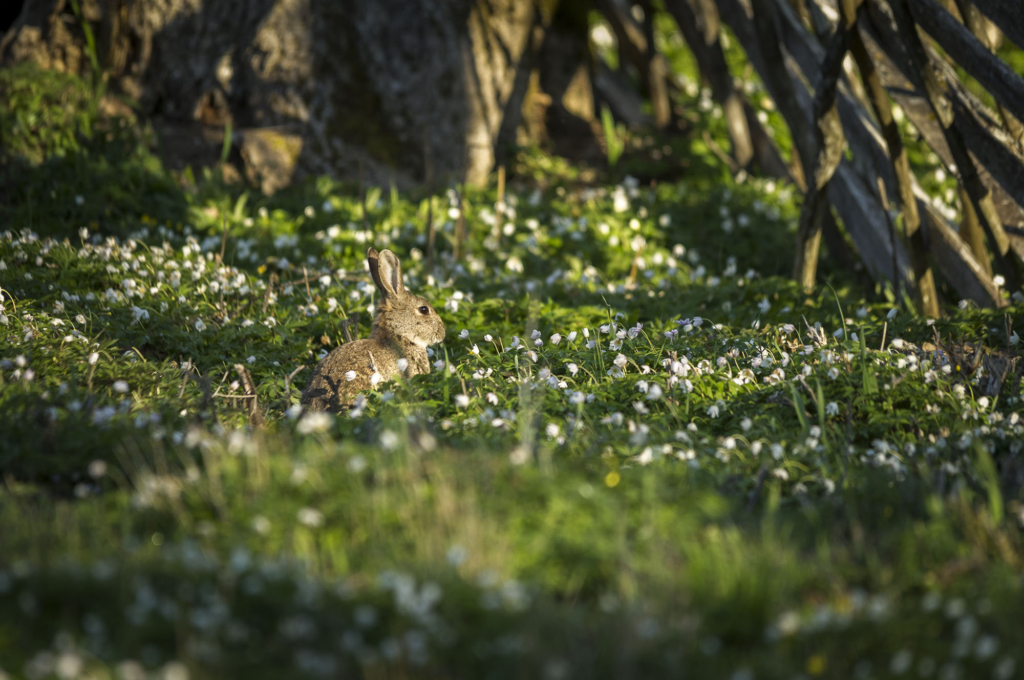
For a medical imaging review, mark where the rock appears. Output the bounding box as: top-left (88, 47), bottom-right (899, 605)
top-left (240, 127), bottom-right (303, 195)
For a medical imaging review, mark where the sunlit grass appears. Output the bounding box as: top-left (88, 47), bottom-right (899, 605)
top-left (1, 62), bottom-right (1024, 679)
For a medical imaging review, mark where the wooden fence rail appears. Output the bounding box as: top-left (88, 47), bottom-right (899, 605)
top-left (659, 0), bottom-right (1024, 311)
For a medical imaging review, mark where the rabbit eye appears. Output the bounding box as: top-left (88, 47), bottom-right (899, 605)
top-left (418, 306), bottom-right (430, 315)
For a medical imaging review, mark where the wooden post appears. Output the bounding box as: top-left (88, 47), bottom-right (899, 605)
top-left (663, 0), bottom-right (754, 167)
top-left (845, 0), bottom-right (940, 315)
top-left (887, 0), bottom-right (1020, 289)
top-left (792, 10), bottom-right (851, 289)
top-left (952, 0), bottom-right (1024, 149)
top-left (957, 184), bottom-right (993, 276)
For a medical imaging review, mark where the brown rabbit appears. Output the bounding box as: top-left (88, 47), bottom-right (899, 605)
top-left (301, 248), bottom-right (446, 412)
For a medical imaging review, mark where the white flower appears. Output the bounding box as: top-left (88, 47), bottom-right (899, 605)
top-left (509, 446), bottom-right (531, 465)
top-left (247, 355), bottom-right (256, 364)
top-left (887, 307), bottom-right (898, 320)
top-left (646, 384), bottom-right (663, 401)
top-left (397, 358), bottom-right (409, 372)
top-left (545, 423), bottom-right (560, 438)
top-left (486, 392), bottom-right (498, 405)
top-left (345, 370), bottom-right (357, 381)
top-left (370, 372), bottom-right (382, 387)
top-left (297, 412), bottom-right (333, 434)
top-left (484, 334), bottom-right (493, 342)
top-left (455, 394), bottom-right (470, 408)
top-left (380, 430), bottom-right (399, 450)
top-left (613, 354), bottom-right (628, 369)
top-left (826, 402), bottom-right (839, 416)
top-left (470, 344), bottom-right (480, 355)
top-left (194, 319), bottom-right (206, 332)
top-left (113, 380), bottom-right (129, 394)
top-left (707, 405), bottom-right (720, 418)
top-left (88, 352), bottom-right (99, 365)
top-left (566, 363), bottom-right (579, 376)
top-left (740, 418), bottom-right (752, 432)
top-left (447, 544), bottom-right (468, 566)
top-left (459, 329), bottom-right (470, 339)
top-left (550, 333), bottom-right (562, 345)
top-left (253, 516), bottom-right (271, 535)
top-left (297, 507), bottom-right (324, 528)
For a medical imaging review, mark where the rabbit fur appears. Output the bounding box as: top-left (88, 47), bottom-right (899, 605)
top-left (301, 248), bottom-right (445, 413)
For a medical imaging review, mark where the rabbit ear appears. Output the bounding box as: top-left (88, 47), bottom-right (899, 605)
top-left (366, 248), bottom-right (385, 295)
top-left (375, 250), bottom-right (404, 299)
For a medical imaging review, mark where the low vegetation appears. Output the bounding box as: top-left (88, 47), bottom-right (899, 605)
top-left (1, 58), bottom-right (1023, 680)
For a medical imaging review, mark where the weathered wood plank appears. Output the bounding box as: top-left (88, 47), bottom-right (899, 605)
top-left (845, 0), bottom-right (940, 314)
top-left (721, 0), bottom-right (1002, 305)
top-left (662, 0), bottom-right (754, 165)
top-left (954, 0), bottom-right (1024, 145)
top-left (717, 0), bottom-right (917, 292)
top-left (881, 0), bottom-right (1018, 287)
top-left (794, 19), bottom-right (851, 289)
top-left (858, 3), bottom-right (1024, 259)
top-left (918, 191), bottom-right (1004, 306)
top-left (967, 0), bottom-right (1024, 52)
top-left (745, 0), bottom-right (819, 174)
top-left (907, 0), bottom-right (1024, 130)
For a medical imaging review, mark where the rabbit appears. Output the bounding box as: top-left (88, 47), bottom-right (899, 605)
top-left (301, 248), bottom-right (446, 413)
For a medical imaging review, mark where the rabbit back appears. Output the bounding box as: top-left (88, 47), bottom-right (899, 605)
top-left (301, 339), bottom-right (392, 413)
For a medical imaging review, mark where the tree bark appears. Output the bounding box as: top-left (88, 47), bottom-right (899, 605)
top-left (1, 0), bottom-right (542, 189)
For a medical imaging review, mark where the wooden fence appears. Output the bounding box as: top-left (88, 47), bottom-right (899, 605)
top-left (607, 0), bottom-right (1024, 312)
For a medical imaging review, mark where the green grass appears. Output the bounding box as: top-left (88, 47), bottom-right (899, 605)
top-left (1, 63), bottom-right (1024, 680)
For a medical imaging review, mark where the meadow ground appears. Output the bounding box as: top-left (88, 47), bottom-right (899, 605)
top-left (2, 63), bottom-right (1024, 680)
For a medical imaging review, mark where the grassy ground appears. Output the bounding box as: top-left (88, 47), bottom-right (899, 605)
top-left (2, 56), bottom-right (1024, 680)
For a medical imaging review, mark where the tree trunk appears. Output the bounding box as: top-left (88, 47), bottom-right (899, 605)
top-left (1, 0), bottom-right (540, 189)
